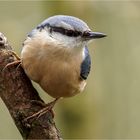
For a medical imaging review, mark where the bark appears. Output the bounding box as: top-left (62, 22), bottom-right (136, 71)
top-left (0, 32), bottom-right (62, 139)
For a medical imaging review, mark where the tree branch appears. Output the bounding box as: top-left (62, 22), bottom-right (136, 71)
top-left (0, 32), bottom-right (62, 139)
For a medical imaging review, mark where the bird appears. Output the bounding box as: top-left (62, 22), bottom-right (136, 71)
top-left (21, 15), bottom-right (106, 98)
top-left (20, 15), bottom-right (106, 118)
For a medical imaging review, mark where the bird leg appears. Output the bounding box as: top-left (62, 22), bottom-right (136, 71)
top-left (24, 98), bottom-right (59, 122)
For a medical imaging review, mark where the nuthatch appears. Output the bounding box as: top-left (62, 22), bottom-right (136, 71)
top-left (21, 15), bottom-right (106, 101)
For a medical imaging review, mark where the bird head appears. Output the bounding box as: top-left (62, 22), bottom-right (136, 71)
top-left (29, 15), bottom-right (106, 48)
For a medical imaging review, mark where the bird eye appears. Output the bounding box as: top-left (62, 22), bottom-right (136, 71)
top-left (65, 30), bottom-right (74, 36)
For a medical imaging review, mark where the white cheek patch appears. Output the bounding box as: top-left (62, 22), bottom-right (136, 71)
top-left (51, 32), bottom-right (77, 47)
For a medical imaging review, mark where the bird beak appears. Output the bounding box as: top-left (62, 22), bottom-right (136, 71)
top-left (83, 31), bottom-right (107, 40)
top-left (89, 31), bottom-right (107, 39)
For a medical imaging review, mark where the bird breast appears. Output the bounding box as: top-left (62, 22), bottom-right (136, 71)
top-left (21, 36), bottom-right (86, 98)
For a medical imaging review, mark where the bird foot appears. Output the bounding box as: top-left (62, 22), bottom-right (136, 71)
top-left (2, 60), bottom-right (21, 72)
top-left (24, 98), bottom-right (59, 122)
top-left (2, 50), bottom-right (21, 73)
top-left (8, 50), bottom-right (21, 60)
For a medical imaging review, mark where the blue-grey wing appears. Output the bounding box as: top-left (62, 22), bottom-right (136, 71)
top-left (80, 47), bottom-right (91, 80)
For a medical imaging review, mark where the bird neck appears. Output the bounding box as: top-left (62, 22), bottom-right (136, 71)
top-left (47, 43), bottom-right (85, 62)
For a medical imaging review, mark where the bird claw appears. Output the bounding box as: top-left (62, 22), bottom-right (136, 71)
top-left (7, 50), bottom-right (21, 60)
top-left (23, 98), bottom-right (59, 122)
top-left (2, 50), bottom-right (21, 73)
top-left (2, 60), bottom-right (21, 73)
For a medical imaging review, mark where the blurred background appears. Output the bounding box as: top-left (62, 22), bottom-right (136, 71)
top-left (0, 0), bottom-right (140, 139)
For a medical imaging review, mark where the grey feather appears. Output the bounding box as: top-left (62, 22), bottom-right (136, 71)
top-left (80, 46), bottom-right (91, 80)
top-left (37, 15), bottom-right (90, 32)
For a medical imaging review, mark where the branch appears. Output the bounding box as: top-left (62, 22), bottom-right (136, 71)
top-left (0, 32), bottom-right (62, 139)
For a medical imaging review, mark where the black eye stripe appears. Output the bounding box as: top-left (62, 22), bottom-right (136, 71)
top-left (37, 23), bottom-right (84, 37)
top-left (50, 26), bottom-right (82, 37)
